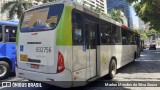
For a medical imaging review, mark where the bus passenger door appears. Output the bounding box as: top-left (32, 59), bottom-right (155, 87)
top-left (72, 11), bottom-right (97, 82)
top-left (84, 21), bottom-right (97, 80)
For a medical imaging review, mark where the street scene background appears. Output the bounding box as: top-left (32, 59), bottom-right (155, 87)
top-left (1, 47), bottom-right (160, 90)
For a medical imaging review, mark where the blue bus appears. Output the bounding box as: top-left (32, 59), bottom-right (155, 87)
top-left (0, 20), bottom-right (18, 79)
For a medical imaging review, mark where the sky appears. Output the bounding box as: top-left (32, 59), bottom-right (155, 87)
top-left (130, 3), bottom-right (140, 29)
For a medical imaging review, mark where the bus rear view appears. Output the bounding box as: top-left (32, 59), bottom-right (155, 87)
top-left (17, 1), bottom-right (139, 88)
top-left (16, 3), bottom-right (72, 87)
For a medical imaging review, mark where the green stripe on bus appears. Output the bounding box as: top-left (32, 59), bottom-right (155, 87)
top-left (56, 6), bottom-right (73, 46)
top-left (16, 25), bottom-right (20, 45)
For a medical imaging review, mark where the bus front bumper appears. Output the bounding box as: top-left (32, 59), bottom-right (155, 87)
top-left (16, 68), bottom-right (72, 88)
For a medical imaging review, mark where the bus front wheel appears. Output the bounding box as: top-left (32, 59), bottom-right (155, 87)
top-left (108, 59), bottom-right (117, 79)
top-left (0, 61), bottom-right (10, 80)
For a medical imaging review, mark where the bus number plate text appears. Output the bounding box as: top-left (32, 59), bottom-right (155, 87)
top-left (36, 47), bottom-right (52, 53)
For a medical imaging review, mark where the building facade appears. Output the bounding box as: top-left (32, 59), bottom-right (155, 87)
top-left (107, 0), bottom-right (133, 28)
top-left (76, 0), bottom-right (107, 14)
top-left (139, 18), bottom-right (150, 30)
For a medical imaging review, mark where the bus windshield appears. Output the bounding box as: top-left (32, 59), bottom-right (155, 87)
top-left (20, 4), bottom-right (64, 32)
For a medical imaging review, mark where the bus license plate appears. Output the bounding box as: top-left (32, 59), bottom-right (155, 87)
top-left (31, 64), bottom-right (39, 69)
top-left (20, 54), bottom-right (28, 62)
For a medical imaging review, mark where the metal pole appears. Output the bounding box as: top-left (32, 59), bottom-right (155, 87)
top-left (2, 25), bottom-right (6, 43)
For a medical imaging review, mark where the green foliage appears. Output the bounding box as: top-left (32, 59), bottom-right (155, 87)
top-left (1, 0), bottom-right (33, 19)
top-left (109, 9), bottom-right (123, 23)
top-left (1, 0), bottom-right (55, 19)
top-left (146, 29), bottom-right (156, 36)
top-left (136, 29), bottom-right (148, 40)
top-left (136, 29), bottom-right (159, 41)
top-left (126, 0), bottom-right (160, 31)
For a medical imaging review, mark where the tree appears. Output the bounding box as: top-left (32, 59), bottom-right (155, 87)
top-left (126, 0), bottom-right (160, 31)
top-left (136, 29), bottom-right (159, 41)
top-left (1, 0), bottom-right (56, 19)
top-left (1, 0), bottom-right (33, 19)
top-left (109, 9), bottom-right (123, 23)
top-left (136, 29), bottom-right (148, 41)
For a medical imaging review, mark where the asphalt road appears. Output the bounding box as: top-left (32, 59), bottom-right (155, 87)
top-left (1, 48), bottom-right (160, 90)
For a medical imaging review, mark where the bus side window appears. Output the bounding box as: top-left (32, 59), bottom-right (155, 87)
top-left (122, 29), bottom-right (128, 45)
top-left (122, 29), bottom-right (134, 45)
top-left (10, 29), bottom-right (16, 42)
top-left (122, 37), bottom-right (127, 44)
top-left (5, 26), bottom-right (17, 42)
top-left (112, 25), bottom-right (122, 44)
top-left (0, 25), bottom-right (2, 42)
top-left (130, 32), bottom-right (136, 45)
top-left (72, 11), bottom-right (83, 45)
top-left (100, 22), bottom-right (112, 44)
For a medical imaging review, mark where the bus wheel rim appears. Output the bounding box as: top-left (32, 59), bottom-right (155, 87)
top-left (0, 65), bottom-right (7, 77)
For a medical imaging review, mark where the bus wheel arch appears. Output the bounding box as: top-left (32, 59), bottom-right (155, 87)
top-left (108, 56), bottom-right (117, 79)
top-left (0, 58), bottom-right (11, 79)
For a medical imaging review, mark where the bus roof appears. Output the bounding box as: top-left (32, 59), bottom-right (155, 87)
top-left (25, 0), bottom-right (135, 31)
top-left (26, 0), bottom-right (123, 27)
top-left (0, 20), bottom-right (18, 27)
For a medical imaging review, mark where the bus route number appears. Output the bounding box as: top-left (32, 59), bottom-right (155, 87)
top-left (36, 47), bottom-right (52, 53)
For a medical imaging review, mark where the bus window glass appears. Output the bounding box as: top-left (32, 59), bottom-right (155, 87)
top-left (0, 25), bottom-right (2, 42)
top-left (21, 4), bottom-right (64, 32)
top-left (122, 29), bottom-right (129, 45)
top-left (130, 32), bottom-right (136, 44)
top-left (127, 32), bottom-right (131, 44)
top-left (5, 26), bottom-right (17, 42)
top-left (122, 28), bottom-right (133, 45)
top-left (72, 11), bottom-right (83, 45)
top-left (112, 25), bottom-right (122, 44)
top-left (100, 22), bottom-right (112, 44)
top-left (89, 24), bottom-right (96, 49)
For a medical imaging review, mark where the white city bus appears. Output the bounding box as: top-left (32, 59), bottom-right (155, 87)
top-left (16, 0), bottom-right (140, 88)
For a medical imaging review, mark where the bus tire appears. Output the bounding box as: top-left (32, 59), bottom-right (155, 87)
top-left (0, 61), bottom-right (10, 79)
top-left (108, 59), bottom-right (117, 79)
